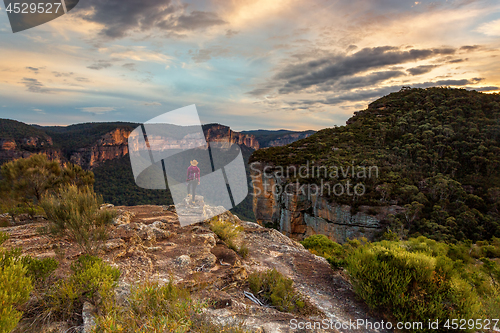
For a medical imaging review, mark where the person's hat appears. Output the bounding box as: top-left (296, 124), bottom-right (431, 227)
top-left (190, 160), bottom-right (198, 166)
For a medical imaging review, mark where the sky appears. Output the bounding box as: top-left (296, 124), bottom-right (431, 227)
top-left (1, 0), bottom-right (500, 131)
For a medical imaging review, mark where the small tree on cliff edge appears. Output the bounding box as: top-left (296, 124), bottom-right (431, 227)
top-left (0, 154), bottom-right (94, 203)
top-left (41, 185), bottom-right (116, 255)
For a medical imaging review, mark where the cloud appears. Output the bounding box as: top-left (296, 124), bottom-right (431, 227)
top-left (320, 70), bottom-right (407, 91)
top-left (448, 58), bottom-right (467, 63)
top-left (122, 63), bottom-right (137, 71)
top-left (190, 46), bottom-right (230, 63)
top-left (100, 46), bottom-right (172, 64)
top-left (78, 107), bottom-right (117, 114)
top-left (428, 77), bottom-right (483, 86)
top-left (466, 86), bottom-right (499, 92)
top-left (25, 35), bottom-right (49, 43)
top-left (75, 77), bottom-right (90, 82)
top-left (323, 86), bottom-right (401, 105)
top-left (87, 60), bottom-right (113, 70)
top-left (226, 29), bottom-right (239, 38)
top-left (20, 78), bottom-right (52, 93)
top-left (346, 45), bottom-right (358, 52)
top-left (275, 46), bottom-right (456, 94)
top-left (53, 71), bottom-right (74, 77)
top-left (26, 67), bottom-right (43, 73)
top-left (143, 102), bottom-right (162, 106)
top-left (76, 0), bottom-right (226, 39)
top-left (33, 108), bottom-right (46, 114)
top-left (407, 65), bottom-right (438, 75)
top-left (282, 77), bottom-right (490, 109)
top-left (475, 19), bottom-right (500, 37)
top-left (175, 11), bottom-right (226, 30)
top-left (459, 45), bottom-right (480, 52)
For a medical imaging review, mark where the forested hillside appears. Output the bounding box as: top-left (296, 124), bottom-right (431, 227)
top-left (251, 87), bottom-right (500, 242)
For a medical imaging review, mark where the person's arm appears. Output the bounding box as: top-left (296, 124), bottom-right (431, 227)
top-left (196, 167), bottom-right (201, 183)
top-left (186, 167), bottom-right (190, 182)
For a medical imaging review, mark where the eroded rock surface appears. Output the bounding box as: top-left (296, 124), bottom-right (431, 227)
top-left (2, 206), bottom-right (390, 333)
top-left (251, 162), bottom-right (403, 243)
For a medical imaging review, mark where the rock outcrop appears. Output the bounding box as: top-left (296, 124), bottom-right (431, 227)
top-left (251, 162), bottom-right (399, 243)
top-left (0, 122), bottom-right (261, 169)
top-left (204, 124), bottom-right (260, 150)
top-left (2, 205), bottom-right (390, 333)
top-left (69, 128), bottom-right (130, 168)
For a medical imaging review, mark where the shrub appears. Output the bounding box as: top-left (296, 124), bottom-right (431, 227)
top-left (248, 269), bottom-right (305, 313)
top-left (238, 243), bottom-right (249, 258)
top-left (301, 234), bottom-right (346, 268)
top-left (209, 216), bottom-right (242, 243)
top-left (41, 185), bottom-right (116, 255)
top-left (0, 232), bottom-right (33, 333)
top-left (46, 255), bottom-right (120, 323)
top-left (93, 281), bottom-right (248, 333)
top-left (0, 261), bottom-right (33, 333)
top-left (209, 217), bottom-right (248, 258)
top-left (346, 242), bottom-right (481, 332)
top-left (21, 256), bottom-right (58, 285)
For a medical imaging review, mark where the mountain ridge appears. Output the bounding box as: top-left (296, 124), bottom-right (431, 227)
top-left (250, 87), bottom-right (500, 243)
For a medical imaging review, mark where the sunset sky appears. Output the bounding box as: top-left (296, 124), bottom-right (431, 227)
top-left (1, 0), bottom-right (499, 130)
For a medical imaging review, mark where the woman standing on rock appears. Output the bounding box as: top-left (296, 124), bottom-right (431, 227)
top-left (186, 160), bottom-right (200, 205)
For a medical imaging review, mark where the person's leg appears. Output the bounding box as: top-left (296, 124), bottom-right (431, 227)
top-left (191, 181), bottom-right (197, 203)
top-left (187, 181), bottom-right (192, 198)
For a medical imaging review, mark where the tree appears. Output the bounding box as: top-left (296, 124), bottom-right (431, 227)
top-left (41, 185), bottom-right (116, 255)
top-left (0, 154), bottom-right (94, 204)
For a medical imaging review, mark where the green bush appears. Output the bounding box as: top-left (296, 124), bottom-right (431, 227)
top-left (209, 216), bottom-right (242, 243)
top-left (93, 281), bottom-right (247, 333)
top-left (248, 269), bottom-right (305, 313)
top-left (301, 235), bottom-right (347, 268)
top-left (21, 256), bottom-right (58, 285)
top-left (46, 255), bottom-right (120, 323)
top-left (0, 232), bottom-right (33, 333)
top-left (346, 242), bottom-right (481, 332)
top-left (209, 217), bottom-right (249, 258)
top-left (0, 261), bottom-right (33, 333)
top-left (41, 185), bottom-right (116, 255)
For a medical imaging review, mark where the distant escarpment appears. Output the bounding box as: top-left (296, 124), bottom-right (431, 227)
top-left (250, 87), bottom-right (500, 243)
top-left (0, 121), bottom-right (262, 169)
top-left (242, 129), bottom-right (315, 148)
top-left (203, 124), bottom-right (259, 150)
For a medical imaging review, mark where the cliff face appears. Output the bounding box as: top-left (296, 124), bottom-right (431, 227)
top-left (204, 124), bottom-right (259, 150)
top-left (251, 162), bottom-right (400, 243)
top-left (0, 123), bottom-right (261, 169)
top-left (0, 137), bottom-right (63, 163)
top-left (69, 128), bottom-right (130, 169)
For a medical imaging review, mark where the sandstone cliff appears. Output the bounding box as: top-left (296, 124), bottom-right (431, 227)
top-left (0, 136), bottom-right (63, 163)
top-left (0, 122), bottom-right (261, 169)
top-left (68, 128), bottom-right (130, 169)
top-left (203, 124), bottom-right (260, 150)
top-left (250, 162), bottom-right (402, 243)
top-left (241, 129), bottom-right (315, 148)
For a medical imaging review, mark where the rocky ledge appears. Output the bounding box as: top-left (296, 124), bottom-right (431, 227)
top-left (2, 206), bottom-right (390, 333)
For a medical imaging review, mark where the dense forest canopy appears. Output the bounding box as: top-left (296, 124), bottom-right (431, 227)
top-left (251, 87), bottom-right (500, 242)
top-left (0, 119), bottom-right (51, 141)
